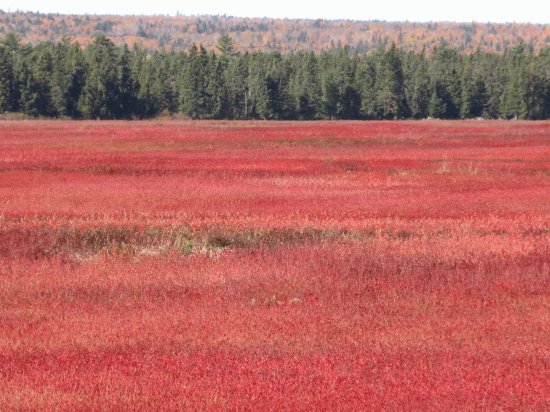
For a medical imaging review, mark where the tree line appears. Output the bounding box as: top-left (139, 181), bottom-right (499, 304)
top-left (1, 33), bottom-right (549, 120)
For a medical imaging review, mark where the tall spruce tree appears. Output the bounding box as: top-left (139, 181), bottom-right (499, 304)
top-left (375, 43), bottom-right (408, 119)
top-left (224, 53), bottom-right (249, 119)
top-left (80, 35), bottom-right (121, 119)
top-left (429, 46), bottom-right (462, 118)
top-left (403, 50), bottom-right (430, 119)
top-left (500, 44), bottom-right (528, 119)
top-left (357, 54), bottom-right (377, 118)
top-left (116, 44), bottom-right (136, 118)
top-left (290, 52), bottom-right (320, 119)
top-left (19, 43), bottom-right (55, 117)
top-left (428, 82), bottom-right (448, 118)
top-left (460, 53), bottom-right (488, 118)
top-left (0, 41), bottom-right (17, 113)
top-left (50, 38), bottom-right (86, 118)
top-left (178, 44), bottom-right (212, 119)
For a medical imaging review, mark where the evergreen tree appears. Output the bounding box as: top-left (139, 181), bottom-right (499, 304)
top-left (216, 35), bottom-right (238, 59)
top-left (480, 52), bottom-right (506, 119)
top-left (207, 57), bottom-right (229, 118)
top-left (80, 35), bottom-right (122, 119)
top-left (403, 50), bottom-right (430, 119)
top-left (375, 43), bottom-right (408, 119)
top-left (460, 53), bottom-right (488, 118)
top-left (224, 53), bottom-right (249, 119)
top-left (50, 37), bottom-right (86, 118)
top-left (116, 44), bottom-right (137, 118)
top-left (253, 73), bottom-right (279, 119)
top-left (539, 47), bottom-right (550, 119)
top-left (429, 46), bottom-right (462, 118)
top-left (339, 54), bottom-right (361, 119)
top-left (357, 55), bottom-right (377, 118)
top-left (19, 43), bottom-right (55, 117)
top-left (0, 41), bottom-right (17, 112)
top-left (500, 45), bottom-right (528, 119)
top-left (321, 69), bottom-right (340, 119)
top-left (136, 58), bottom-right (157, 117)
top-left (290, 52), bottom-right (320, 119)
top-left (178, 44), bottom-right (212, 119)
top-left (523, 56), bottom-right (547, 120)
top-left (428, 82), bottom-right (447, 118)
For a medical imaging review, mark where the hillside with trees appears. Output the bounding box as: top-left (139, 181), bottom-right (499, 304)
top-left (1, 33), bottom-right (549, 120)
top-left (1, 10), bottom-right (550, 54)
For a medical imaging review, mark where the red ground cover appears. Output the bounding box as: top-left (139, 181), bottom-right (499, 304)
top-left (0, 120), bottom-right (549, 409)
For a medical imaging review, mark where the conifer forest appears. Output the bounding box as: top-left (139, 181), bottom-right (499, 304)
top-left (1, 33), bottom-right (550, 120)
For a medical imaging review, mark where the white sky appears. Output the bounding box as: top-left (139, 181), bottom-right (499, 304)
top-left (1, 0), bottom-right (549, 23)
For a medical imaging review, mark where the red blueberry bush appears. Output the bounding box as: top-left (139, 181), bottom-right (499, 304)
top-left (0, 120), bottom-right (549, 410)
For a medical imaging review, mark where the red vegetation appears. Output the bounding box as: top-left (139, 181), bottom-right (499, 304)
top-left (0, 120), bottom-right (549, 409)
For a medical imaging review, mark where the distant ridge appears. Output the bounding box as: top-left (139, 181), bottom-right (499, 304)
top-left (1, 10), bottom-right (549, 53)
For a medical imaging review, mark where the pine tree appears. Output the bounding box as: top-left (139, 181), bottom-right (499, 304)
top-left (137, 58), bottom-right (157, 117)
top-left (224, 54), bottom-right (249, 119)
top-left (80, 35), bottom-right (121, 119)
top-left (539, 47), bottom-right (550, 119)
top-left (0, 43), bottom-right (16, 113)
top-left (357, 55), bottom-right (377, 118)
top-left (321, 69), bottom-right (340, 119)
top-left (290, 52), bottom-right (320, 119)
top-left (429, 46), bottom-right (462, 118)
top-left (207, 57), bottom-right (229, 118)
top-left (117, 44), bottom-right (137, 118)
top-left (375, 43), bottom-right (408, 119)
top-left (49, 37), bottom-right (86, 118)
top-left (19, 44), bottom-right (55, 117)
top-left (500, 44), bottom-right (528, 119)
top-left (428, 82), bottom-right (447, 118)
top-left (402, 50), bottom-right (429, 118)
top-left (216, 35), bottom-right (238, 59)
top-left (480, 52), bottom-right (506, 119)
top-left (460, 54), bottom-right (488, 118)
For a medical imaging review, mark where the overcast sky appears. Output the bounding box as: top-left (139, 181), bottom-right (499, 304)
top-left (2, 0), bottom-right (549, 23)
